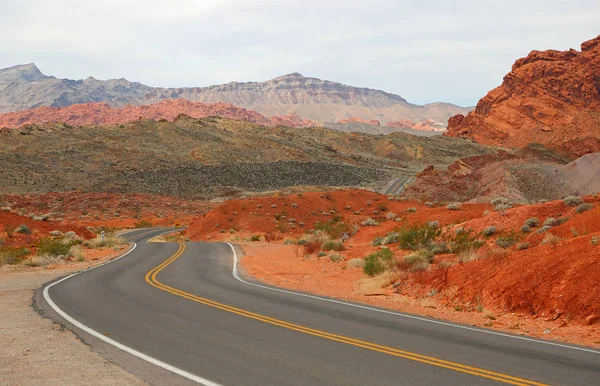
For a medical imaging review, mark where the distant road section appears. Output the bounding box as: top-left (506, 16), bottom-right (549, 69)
top-left (384, 175), bottom-right (415, 196)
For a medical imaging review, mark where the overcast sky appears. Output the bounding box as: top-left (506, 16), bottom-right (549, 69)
top-left (1, 0), bottom-right (599, 106)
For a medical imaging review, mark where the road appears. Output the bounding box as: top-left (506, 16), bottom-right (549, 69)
top-left (384, 175), bottom-right (414, 196)
top-left (38, 228), bottom-right (600, 385)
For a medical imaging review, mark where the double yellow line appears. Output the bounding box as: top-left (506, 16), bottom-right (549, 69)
top-left (146, 242), bottom-right (546, 386)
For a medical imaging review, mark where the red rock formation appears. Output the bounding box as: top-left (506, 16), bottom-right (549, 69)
top-left (0, 99), bottom-right (321, 129)
top-left (446, 35), bottom-right (600, 157)
top-left (337, 116), bottom-right (381, 126)
top-left (388, 118), bottom-right (446, 131)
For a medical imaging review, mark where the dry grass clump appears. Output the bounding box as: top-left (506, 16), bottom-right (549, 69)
top-left (356, 271), bottom-right (399, 295)
top-left (458, 249), bottom-right (480, 263)
top-left (347, 258), bottom-right (365, 268)
top-left (563, 196), bottom-right (582, 206)
top-left (403, 249), bottom-right (433, 272)
top-left (541, 233), bottom-right (562, 246)
top-left (446, 202), bottom-right (462, 211)
top-left (25, 254), bottom-right (62, 267)
top-left (575, 203), bottom-right (593, 213)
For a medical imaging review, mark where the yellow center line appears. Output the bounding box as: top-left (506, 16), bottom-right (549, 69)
top-left (145, 242), bottom-right (547, 386)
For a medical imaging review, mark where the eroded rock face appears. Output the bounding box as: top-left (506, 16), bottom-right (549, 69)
top-left (388, 118), bottom-right (446, 132)
top-left (337, 116), bottom-right (381, 126)
top-left (446, 35), bottom-right (600, 157)
top-left (0, 99), bottom-right (321, 129)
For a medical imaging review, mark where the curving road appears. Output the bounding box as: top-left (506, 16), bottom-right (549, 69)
top-left (37, 228), bottom-right (600, 385)
top-left (384, 175), bottom-right (415, 196)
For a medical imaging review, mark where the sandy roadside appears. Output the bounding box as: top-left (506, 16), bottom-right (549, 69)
top-left (0, 250), bottom-right (147, 386)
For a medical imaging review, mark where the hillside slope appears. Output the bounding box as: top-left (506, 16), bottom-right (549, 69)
top-left (0, 116), bottom-right (489, 198)
top-left (0, 65), bottom-right (471, 125)
top-left (446, 35), bottom-right (600, 157)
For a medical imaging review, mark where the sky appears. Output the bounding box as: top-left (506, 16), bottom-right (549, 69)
top-left (1, 0), bottom-right (599, 106)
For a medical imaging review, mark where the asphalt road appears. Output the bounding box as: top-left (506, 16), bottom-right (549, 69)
top-left (384, 175), bottom-right (414, 196)
top-left (38, 228), bottom-right (600, 385)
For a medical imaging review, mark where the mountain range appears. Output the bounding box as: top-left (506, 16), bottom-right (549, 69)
top-left (0, 64), bottom-right (471, 125)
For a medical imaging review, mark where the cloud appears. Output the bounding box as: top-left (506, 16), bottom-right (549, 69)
top-left (0, 0), bottom-right (598, 105)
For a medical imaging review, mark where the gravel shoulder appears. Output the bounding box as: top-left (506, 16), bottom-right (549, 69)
top-left (0, 256), bottom-right (146, 385)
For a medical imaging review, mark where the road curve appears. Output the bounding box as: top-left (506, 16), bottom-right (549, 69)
top-left (384, 175), bottom-right (414, 196)
top-left (38, 228), bottom-right (600, 385)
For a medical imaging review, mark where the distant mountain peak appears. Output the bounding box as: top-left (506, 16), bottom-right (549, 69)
top-left (0, 63), bottom-right (46, 82)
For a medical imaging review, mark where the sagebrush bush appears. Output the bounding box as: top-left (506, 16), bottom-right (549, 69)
top-left (591, 236), bottom-right (599, 246)
top-left (363, 248), bottom-right (394, 276)
top-left (428, 220), bottom-right (440, 229)
top-left (516, 242), bottom-right (530, 251)
top-left (250, 235), bottom-right (261, 241)
top-left (404, 249), bottom-right (433, 271)
top-left (525, 217), bottom-right (540, 227)
top-left (448, 229), bottom-right (484, 253)
top-left (563, 196), bottom-right (582, 206)
top-left (537, 225), bottom-right (552, 234)
top-left (431, 242), bottom-right (450, 255)
top-left (482, 226), bottom-right (497, 236)
top-left (495, 232), bottom-right (518, 249)
top-left (491, 197), bottom-right (512, 211)
top-left (322, 240), bottom-right (344, 251)
top-left (382, 232), bottom-right (400, 245)
top-left (317, 251), bottom-right (327, 257)
top-left (385, 212), bottom-right (397, 220)
top-left (543, 217), bottom-right (556, 227)
top-left (329, 253), bottom-right (344, 262)
top-left (521, 225), bottom-right (531, 233)
top-left (398, 224), bottom-right (441, 251)
top-left (575, 203), bottom-right (593, 213)
top-left (446, 203), bottom-right (461, 211)
top-left (372, 237), bottom-right (383, 246)
top-left (361, 218), bottom-right (379, 227)
top-left (16, 224), bottom-right (32, 235)
top-left (406, 208), bottom-right (417, 213)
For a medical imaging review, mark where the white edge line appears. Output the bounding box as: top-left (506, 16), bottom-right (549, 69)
top-left (43, 240), bottom-right (223, 386)
top-left (226, 242), bottom-right (600, 355)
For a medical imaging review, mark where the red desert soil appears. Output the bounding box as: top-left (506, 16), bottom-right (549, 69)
top-left (446, 35), bottom-right (600, 157)
top-left (2, 192), bottom-right (210, 229)
top-left (186, 189), bottom-right (600, 347)
top-left (0, 99), bottom-right (320, 129)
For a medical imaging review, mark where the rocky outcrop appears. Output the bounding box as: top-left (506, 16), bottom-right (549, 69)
top-left (446, 35), bottom-right (600, 157)
top-left (0, 99), bottom-right (321, 129)
top-left (388, 118), bottom-right (446, 131)
top-left (337, 116), bottom-right (381, 126)
top-left (0, 64), bottom-right (472, 125)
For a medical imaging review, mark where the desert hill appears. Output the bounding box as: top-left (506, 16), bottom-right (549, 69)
top-left (0, 116), bottom-right (489, 198)
top-left (446, 35), bottom-right (600, 157)
top-left (0, 64), bottom-right (471, 126)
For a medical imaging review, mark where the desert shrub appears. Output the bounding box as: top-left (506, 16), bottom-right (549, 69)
top-left (404, 249), bottom-right (433, 272)
top-left (406, 208), bottom-right (417, 213)
top-left (491, 197), bottom-right (512, 211)
top-left (382, 232), bottom-right (400, 245)
top-left (495, 232), bottom-right (519, 249)
top-left (250, 235), bottom-right (261, 242)
top-left (448, 229), bottom-right (484, 253)
top-left (0, 246), bottom-right (30, 265)
top-left (16, 224), bottom-right (32, 235)
top-left (516, 242), bottom-right (530, 251)
top-left (329, 253), bottom-right (344, 262)
top-left (134, 220), bottom-right (153, 228)
top-left (458, 249), bottom-right (479, 263)
top-left (431, 242), bottom-right (450, 255)
top-left (542, 233), bottom-right (562, 246)
top-left (372, 237), bottom-right (383, 246)
top-left (482, 226), bottom-right (497, 236)
top-left (385, 212), bottom-right (397, 220)
top-left (428, 220), bottom-right (439, 229)
top-left (398, 224), bottom-right (441, 251)
top-left (591, 236), bottom-right (599, 246)
top-left (363, 248), bottom-right (394, 276)
top-left (66, 245), bottom-right (84, 260)
top-left (446, 203), bottom-right (461, 211)
top-left (537, 225), bottom-right (552, 234)
top-left (5, 224), bottom-right (16, 238)
top-left (37, 237), bottom-right (78, 257)
top-left (521, 225), bottom-right (530, 233)
top-left (377, 203), bottom-right (388, 212)
top-left (322, 240), bottom-right (344, 251)
top-left (563, 196), bottom-right (582, 206)
top-left (361, 218), bottom-right (379, 227)
top-left (525, 217), bottom-right (540, 227)
top-left (347, 258), bottom-right (365, 268)
top-left (313, 219), bottom-right (349, 239)
top-left (575, 203), bottom-right (593, 213)
top-left (317, 251), bottom-right (327, 257)
top-left (297, 239), bottom-right (308, 246)
top-left (84, 236), bottom-right (126, 249)
top-left (543, 217), bottom-right (556, 227)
